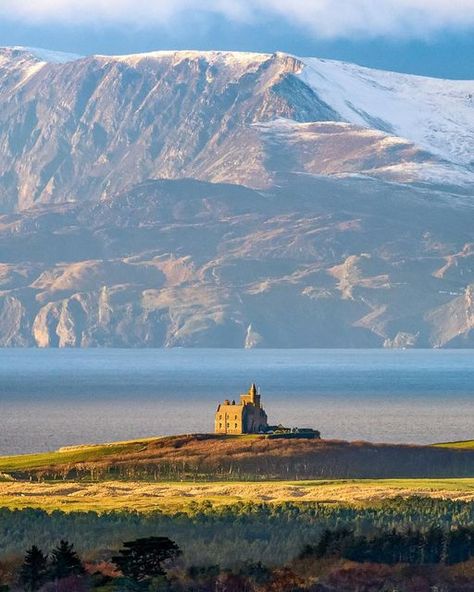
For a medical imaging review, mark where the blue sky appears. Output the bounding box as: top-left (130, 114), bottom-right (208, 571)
top-left (0, 1), bottom-right (473, 79)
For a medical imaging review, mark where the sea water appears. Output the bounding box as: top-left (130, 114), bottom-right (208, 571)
top-left (0, 348), bottom-right (473, 454)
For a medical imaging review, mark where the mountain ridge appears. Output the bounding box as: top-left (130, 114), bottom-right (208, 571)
top-left (0, 46), bottom-right (472, 212)
top-left (7, 46), bottom-right (473, 81)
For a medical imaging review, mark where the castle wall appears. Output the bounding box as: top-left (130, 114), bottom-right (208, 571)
top-left (215, 404), bottom-right (244, 434)
top-left (243, 405), bottom-right (268, 434)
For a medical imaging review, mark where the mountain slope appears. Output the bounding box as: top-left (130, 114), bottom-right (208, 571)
top-left (0, 176), bottom-right (473, 348)
top-left (0, 48), bottom-right (472, 348)
top-left (300, 57), bottom-right (474, 168)
top-left (0, 48), bottom-right (471, 212)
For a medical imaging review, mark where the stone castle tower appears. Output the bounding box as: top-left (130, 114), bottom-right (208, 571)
top-left (215, 384), bottom-right (268, 435)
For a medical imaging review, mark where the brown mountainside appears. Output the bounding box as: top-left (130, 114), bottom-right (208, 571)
top-left (0, 50), bottom-right (332, 210)
top-left (0, 176), bottom-right (473, 348)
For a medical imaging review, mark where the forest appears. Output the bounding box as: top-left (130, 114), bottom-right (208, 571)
top-left (2, 498), bottom-right (474, 590)
top-left (3, 520), bottom-right (474, 591)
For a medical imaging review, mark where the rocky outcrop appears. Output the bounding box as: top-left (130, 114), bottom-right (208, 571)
top-left (0, 295), bottom-right (32, 346)
top-left (425, 285), bottom-right (474, 347)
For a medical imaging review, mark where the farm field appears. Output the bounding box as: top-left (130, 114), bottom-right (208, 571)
top-left (1, 478), bottom-right (474, 513)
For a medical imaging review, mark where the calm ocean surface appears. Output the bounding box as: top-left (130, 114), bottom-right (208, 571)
top-left (0, 349), bottom-right (473, 455)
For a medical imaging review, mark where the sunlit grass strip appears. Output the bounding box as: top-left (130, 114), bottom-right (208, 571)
top-left (1, 478), bottom-right (474, 513)
top-left (433, 440), bottom-right (474, 449)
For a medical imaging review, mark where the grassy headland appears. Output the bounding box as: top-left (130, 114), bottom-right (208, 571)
top-left (2, 434), bottom-right (474, 483)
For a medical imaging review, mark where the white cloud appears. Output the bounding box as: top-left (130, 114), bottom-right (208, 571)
top-left (1, 0), bottom-right (473, 38)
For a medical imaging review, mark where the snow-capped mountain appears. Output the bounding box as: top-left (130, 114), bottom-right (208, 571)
top-left (0, 48), bottom-right (473, 349)
top-left (0, 47), bottom-right (471, 210)
top-left (300, 57), bottom-right (474, 168)
top-left (9, 46), bottom-right (83, 63)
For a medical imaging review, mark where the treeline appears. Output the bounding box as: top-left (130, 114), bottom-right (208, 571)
top-left (302, 526), bottom-right (474, 565)
top-left (3, 528), bottom-right (474, 591)
top-left (1, 497), bottom-right (474, 565)
top-left (6, 536), bottom-right (181, 591)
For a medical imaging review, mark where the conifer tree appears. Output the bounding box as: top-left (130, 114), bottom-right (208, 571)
top-left (49, 540), bottom-right (85, 581)
top-left (112, 537), bottom-right (182, 583)
top-left (19, 545), bottom-right (48, 591)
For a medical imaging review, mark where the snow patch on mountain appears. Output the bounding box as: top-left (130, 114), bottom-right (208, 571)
top-left (10, 46), bottom-right (82, 64)
top-left (255, 117), bottom-right (474, 186)
top-left (299, 57), bottom-right (474, 168)
top-left (106, 50), bottom-right (271, 71)
top-left (370, 162), bottom-right (474, 187)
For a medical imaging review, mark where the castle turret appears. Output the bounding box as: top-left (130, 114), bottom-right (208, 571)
top-left (240, 383), bottom-right (261, 408)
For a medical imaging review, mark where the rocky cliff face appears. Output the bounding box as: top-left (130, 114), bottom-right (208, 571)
top-left (0, 48), bottom-right (472, 347)
top-left (0, 49), bottom-right (328, 209)
top-left (0, 48), bottom-right (472, 212)
top-left (1, 176), bottom-right (473, 348)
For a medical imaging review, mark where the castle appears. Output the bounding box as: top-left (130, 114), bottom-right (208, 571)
top-left (215, 384), bottom-right (268, 435)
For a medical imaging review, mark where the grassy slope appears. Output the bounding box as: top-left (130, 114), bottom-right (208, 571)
top-left (2, 435), bottom-right (474, 482)
top-left (2, 436), bottom-right (474, 512)
top-left (0, 435), bottom-right (266, 473)
top-left (0, 439), bottom-right (153, 472)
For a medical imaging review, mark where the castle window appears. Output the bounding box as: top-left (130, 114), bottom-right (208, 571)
top-left (235, 423), bottom-right (238, 428)
top-left (226, 423), bottom-right (230, 428)
top-left (234, 415), bottom-right (237, 420)
top-left (219, 423), bottom-right (222, 429)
